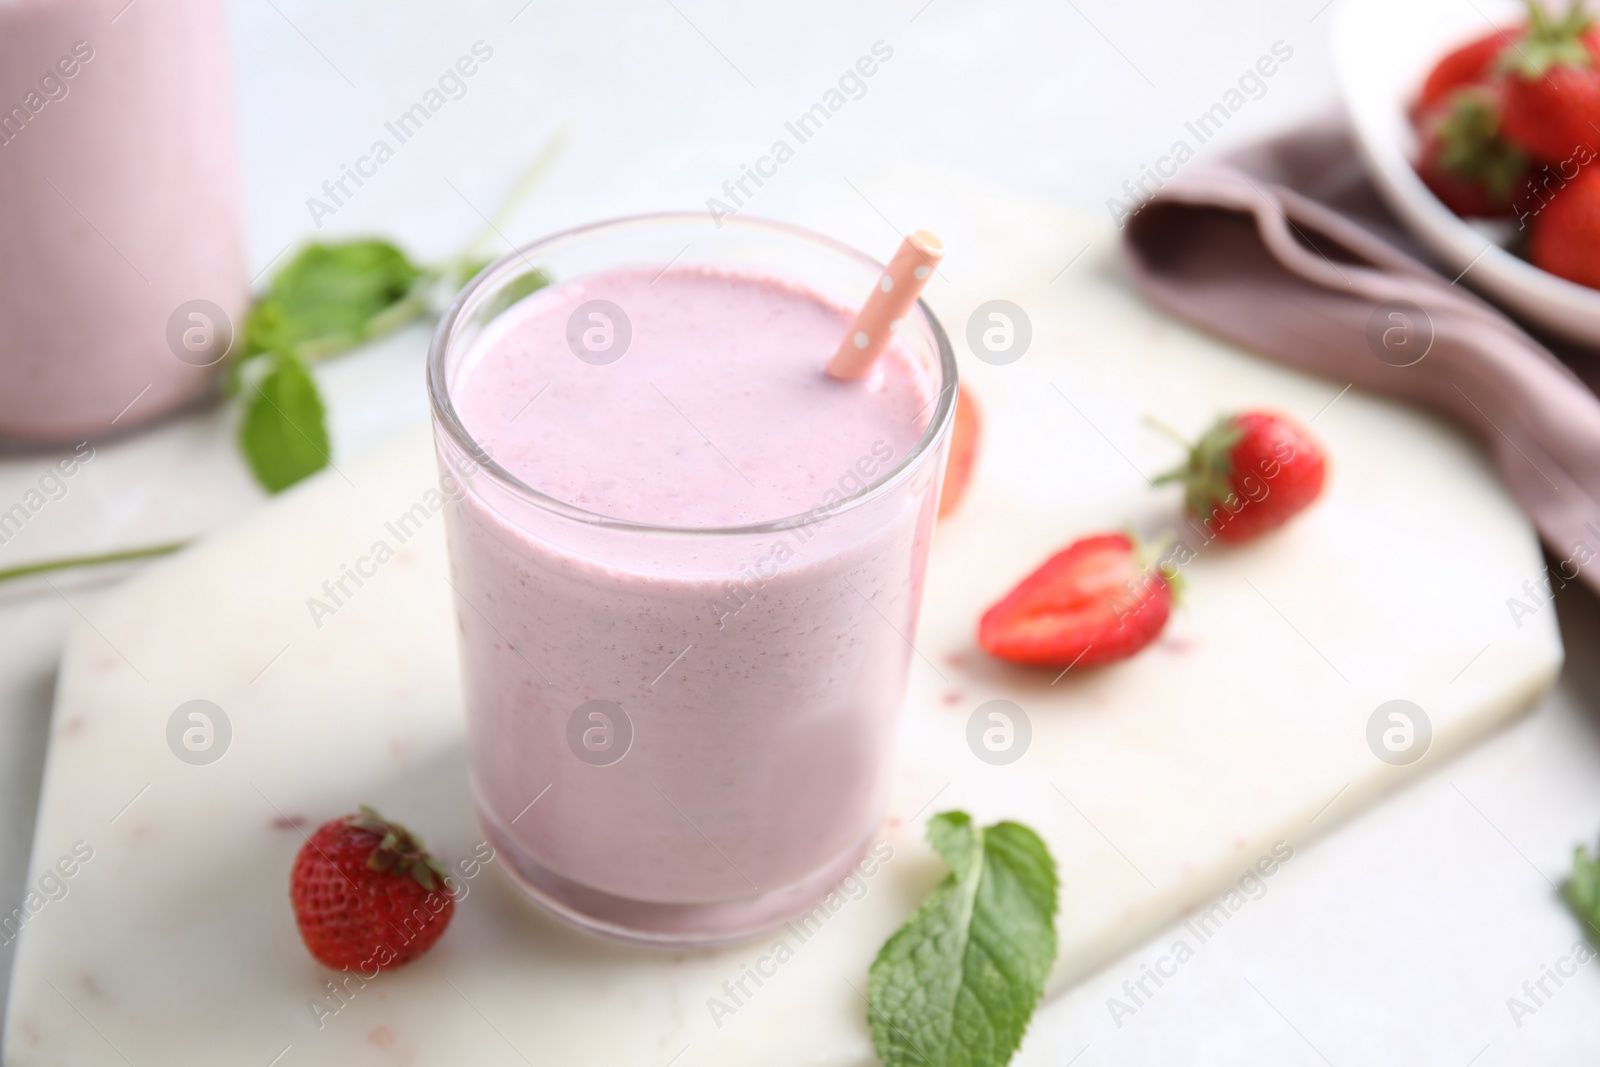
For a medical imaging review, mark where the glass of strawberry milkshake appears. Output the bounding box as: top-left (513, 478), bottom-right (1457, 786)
top-left (428, 214), bottom-right (956, 946)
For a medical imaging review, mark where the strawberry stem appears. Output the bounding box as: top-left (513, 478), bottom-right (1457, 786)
top-left (348, 807), bottom-right (448, 891)
top-left (1122, 524), bottom-right (1186, 605)
top-left (1503, 0), bottom-right (1593, 76)
top-left (1431, 88), bottom-right (1529, 197)
top-left (1151, 415), bottom-right (1244, 517)
top-left (1143, 415), bottom-right (1193, 451)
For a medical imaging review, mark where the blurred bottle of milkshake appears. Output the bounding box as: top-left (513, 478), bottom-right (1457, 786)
top-left (0, 0), bottom-right (248, 442)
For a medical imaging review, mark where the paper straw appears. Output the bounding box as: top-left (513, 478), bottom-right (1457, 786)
top-left (825, 229), bottom-right (944, 380)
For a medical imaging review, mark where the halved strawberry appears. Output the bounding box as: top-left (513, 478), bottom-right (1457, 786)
top-left (938, 387), bottom-right (980, 518)
top-left (977, 532), bottom-right (1174, 669)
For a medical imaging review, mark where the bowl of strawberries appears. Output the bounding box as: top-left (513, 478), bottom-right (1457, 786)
top-left (1335, 0), bottom-right (1600, 344)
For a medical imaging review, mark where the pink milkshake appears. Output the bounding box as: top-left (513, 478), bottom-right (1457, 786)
top-left (0, 0), bottom-right (247, 441)
top-left (428, 215), bottom-right (956, 945)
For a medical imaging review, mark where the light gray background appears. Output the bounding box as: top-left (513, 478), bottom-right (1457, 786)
top-left (3, 0), bottom-right (1598, 1062)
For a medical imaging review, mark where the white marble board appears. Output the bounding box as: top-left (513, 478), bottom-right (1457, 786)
top-left (3, 184), bottom-right (1563, 1066)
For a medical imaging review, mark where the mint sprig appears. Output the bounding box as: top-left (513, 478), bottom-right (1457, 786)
top-left (231, 241), bottom-right (561, 493)
top-left (242, 240), bottom-right (426, 363)
top-left (230, 130), bottom-right (568, 494)
top-left (868, 811), bottom-right (1059, 1067)
top-left (230, 240), bottom-right (428, 492)
top-left (230, 245), bottom-right (551, 492)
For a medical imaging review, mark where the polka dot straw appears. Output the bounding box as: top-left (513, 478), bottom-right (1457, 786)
top-left (825, 229), bottom-right (944, 380)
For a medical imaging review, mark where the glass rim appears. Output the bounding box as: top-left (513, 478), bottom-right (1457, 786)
top-left (425, 211), bottom-right (959, 538)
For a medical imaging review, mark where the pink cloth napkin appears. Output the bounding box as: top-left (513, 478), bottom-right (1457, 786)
top-left (1122, 114), bottom-right (1600, 597)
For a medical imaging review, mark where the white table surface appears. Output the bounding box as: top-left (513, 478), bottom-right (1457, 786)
top-left (4, 1), bottom-right (1598, 1062)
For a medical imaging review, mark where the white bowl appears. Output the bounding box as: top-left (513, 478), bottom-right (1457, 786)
top-left (1333, 0), bottom-right (1600, 345)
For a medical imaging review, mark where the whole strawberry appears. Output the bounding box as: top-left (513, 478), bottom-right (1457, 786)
top-left (978, 532), bottom-right (1174, 669)
top-left (1498, 1), bottom-right (1600, 165)
top-left (290, 808), bottom-right (455, 972)
top-left (1530, 161), bottom-right (1600, 287)
top-left (1415, 87), bottom-right (1531, 217)
top-left (1155, 411), bottom-right (1326, 542)
top-left (1414, 25), bottom-right (1521, 118)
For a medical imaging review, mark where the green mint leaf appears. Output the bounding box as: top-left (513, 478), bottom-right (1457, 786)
top-left (868, 811), bottom-right (1059, 1067)
top-left (1563, 841), bottom-right (1600, 942)
top-left (243, 240), bottom-right (426, 362)
top-left (238, 351), bottom-right (331, 493)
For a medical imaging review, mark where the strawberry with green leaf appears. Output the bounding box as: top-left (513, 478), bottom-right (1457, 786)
top-left (1415, 86), bottom-right (1532, 217)
top-left (1498, 0), bottom-right (1600, 165)
top-left (1155, 410), bottom-right (1327, 543)
top-left (290, 807), bottom-right (456, 972)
